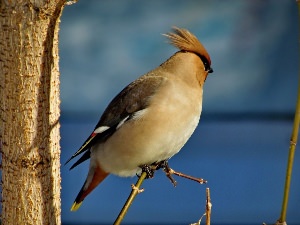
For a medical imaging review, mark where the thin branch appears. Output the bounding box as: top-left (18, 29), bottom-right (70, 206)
top-left (190, 213), bottom-right (205, 225)
top-left (277, 1), bottom-right (300, 223)
top-left (160, 161), bottom-right (207, 186)
top-left (190, 187), bottom-right (212, 225)
top-left (206, 188), bottom-right (212, 225)
top-left (167, 168), bottom-right (207, 185)
top-left (113, 171), bottom-right (147, 225)
top-left (114, 161), bottom-right (207, 225)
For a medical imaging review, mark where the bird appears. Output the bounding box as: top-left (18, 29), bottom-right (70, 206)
top-left (66, 26), bottom-right (213, 211)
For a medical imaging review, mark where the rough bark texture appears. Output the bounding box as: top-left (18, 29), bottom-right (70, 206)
top-left (0, 1), bottom-right (65, 224)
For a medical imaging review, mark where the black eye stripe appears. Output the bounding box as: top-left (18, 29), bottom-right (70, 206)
top-left (181, 51), bottom-right (213, 73)
top-left (198, 55), bottom-right (213, 73)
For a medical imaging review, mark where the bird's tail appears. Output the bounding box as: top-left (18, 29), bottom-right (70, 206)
top-left (71, 166), bottom-right (109, 211)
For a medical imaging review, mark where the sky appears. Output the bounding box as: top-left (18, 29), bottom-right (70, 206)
top-left (59, 1), bottom-right (299, 224)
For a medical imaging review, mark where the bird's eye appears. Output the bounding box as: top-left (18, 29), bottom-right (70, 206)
top-left (200, 56), bottom-right (213, 73)
top-left (204, 61), bottom-right (213, 73)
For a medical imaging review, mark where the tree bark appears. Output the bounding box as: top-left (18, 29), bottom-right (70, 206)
top-left (0, 1), bottom-right (65, 224)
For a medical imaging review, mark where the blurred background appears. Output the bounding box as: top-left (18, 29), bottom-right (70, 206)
top-left (60, 1), bottom-right (299, 224)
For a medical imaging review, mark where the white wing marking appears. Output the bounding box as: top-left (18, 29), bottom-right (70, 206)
top-left (94, 126), bottom-right (110, 134)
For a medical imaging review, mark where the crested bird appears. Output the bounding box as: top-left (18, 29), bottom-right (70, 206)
top-left (66, 27), bottom-right (213, 211)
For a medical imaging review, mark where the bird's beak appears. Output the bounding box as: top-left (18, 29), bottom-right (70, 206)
top-left (207, 67), bottom-right (213, 73)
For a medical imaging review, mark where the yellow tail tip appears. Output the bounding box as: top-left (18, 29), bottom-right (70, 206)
top-left (70, 201), bottom-right (82, 211)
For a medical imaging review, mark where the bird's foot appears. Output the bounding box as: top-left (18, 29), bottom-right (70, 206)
top-left (154, 160), bottom-right (169, 170)
top-left (157, 160), bottom-right (207, 186)
top-left (154, 160), bottom-right (178, 186)
top-left (138, 164), bottom-right (156, 179)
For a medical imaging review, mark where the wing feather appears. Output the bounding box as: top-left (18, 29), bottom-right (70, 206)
top-left (65, 75), bottom-right (166, 169)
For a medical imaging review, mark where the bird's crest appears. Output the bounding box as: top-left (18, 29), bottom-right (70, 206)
top-left (163, 26), bottom-right (211, 67)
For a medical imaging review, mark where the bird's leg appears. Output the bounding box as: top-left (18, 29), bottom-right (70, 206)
top-left (156, 160), bottom-right (178, 187)
top-left (159, 160), bottom-right (207, 185)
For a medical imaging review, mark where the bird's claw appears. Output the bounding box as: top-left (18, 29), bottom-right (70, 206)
top-left (156, 160), bottom-right (178, 186)
top-left (165, 170), bottom-right (178, 187)
top-left (138, 164), bottom-right (156, 179)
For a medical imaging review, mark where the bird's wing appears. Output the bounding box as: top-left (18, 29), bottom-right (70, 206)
top-left (65, 75), bottom-right (166, 169)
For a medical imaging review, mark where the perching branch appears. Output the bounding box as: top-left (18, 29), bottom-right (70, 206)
top-left (276, 1), bottom-right (300, 224)
top-left (113, 171), bottom-right (147, 225)
top-left (114, 161), bottom-right (207, 225)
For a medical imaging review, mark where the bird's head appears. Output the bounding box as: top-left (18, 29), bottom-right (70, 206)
top-left (163, 27), bottom-right (213, 75)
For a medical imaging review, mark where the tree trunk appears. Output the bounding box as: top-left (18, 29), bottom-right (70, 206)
top-left (0, 1), bottom-right (65, 224)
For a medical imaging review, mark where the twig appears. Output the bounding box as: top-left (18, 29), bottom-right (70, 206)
top-left (279, 100), bottom-right (300, 218)
top-left (161, 161), bottom-right (207, 186)
top-left (276, 2), bottom-right (300, 224)
top-left (114, 161), bottom-right (207, 224)
top-left (113, 171), bottom-right (147, 225)
top-left (168, 168), bottom-right (207, 184)
top-left (190, 188), bottom-right (212, 225)
top-left (206, 188), bottom-right (212, 225)
top-left (190, 213), bottom-right (205, 225)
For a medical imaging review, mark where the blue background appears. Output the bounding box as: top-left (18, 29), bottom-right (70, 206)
top-left (59, 1), bottom-right (300, 224)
